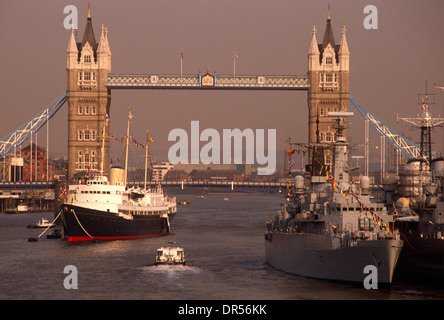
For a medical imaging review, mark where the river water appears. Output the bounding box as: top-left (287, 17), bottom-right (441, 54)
top-left (0, 192), bottom-right (443, 301)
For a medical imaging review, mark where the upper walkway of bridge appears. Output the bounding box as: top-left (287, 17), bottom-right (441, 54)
top-left (106, 73), bottom-right (309, 90)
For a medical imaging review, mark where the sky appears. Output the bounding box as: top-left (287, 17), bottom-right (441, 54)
top-left (0, 0), bottom-right (443, 172)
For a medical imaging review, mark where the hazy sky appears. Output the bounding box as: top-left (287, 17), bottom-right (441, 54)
top-left (1, 0), bottom-right (443, 170)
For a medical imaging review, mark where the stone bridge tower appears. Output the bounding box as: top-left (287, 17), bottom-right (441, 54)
top-left (66, 8), bottom-right (112, 181)
top-left (307, 9), bottom-right (350, 171)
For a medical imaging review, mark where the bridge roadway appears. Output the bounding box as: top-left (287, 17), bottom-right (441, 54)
top-left (0, 181), bottom-right (56, 189)
top-left (0, 180), bottom-right (286, 189)
top-left (127, 180), bottom-right (287, 189)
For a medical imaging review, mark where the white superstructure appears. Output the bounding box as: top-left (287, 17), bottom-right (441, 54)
top-left (65, 175), bottom-right (176, 217)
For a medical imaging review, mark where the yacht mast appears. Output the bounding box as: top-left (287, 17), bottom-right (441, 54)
top-left (124, 105), bottom-right (132, 186)
top-left (144, 129), bottom-right (154, 190)
top-left (100, 116), bottom-right (107, 177)
top-left (144, 129), bottom-right (149, 190)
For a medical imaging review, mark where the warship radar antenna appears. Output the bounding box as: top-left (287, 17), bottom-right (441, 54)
top-left (397, 84), bottom-right (444, 167)
top-left (327, 111), bottom-right (354, 142)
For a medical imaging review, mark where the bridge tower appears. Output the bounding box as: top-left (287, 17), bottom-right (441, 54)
top-left (66, 8), bottom-right (112, 181)
top-left (307, 8), bottom-right (350, 169)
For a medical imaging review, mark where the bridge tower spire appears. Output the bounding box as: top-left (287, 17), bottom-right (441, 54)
top-left (307, 6), bottom-right (350, 174)
top-left (66, 8), bottom-right (112, 181)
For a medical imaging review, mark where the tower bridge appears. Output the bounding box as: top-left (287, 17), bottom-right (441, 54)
top-left (65, 7), bottom-right (350, 181)
top-left (0, 7), bottom-right (430, 187)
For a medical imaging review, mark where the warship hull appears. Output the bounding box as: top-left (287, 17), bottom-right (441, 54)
top-left (265, 232), bottom-right (403, 283)
top-left (396, 233), bottom-right (444, 281)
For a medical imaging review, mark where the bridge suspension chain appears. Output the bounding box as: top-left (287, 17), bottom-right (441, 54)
top-left (0, 91), bottom-right (430, 165)
top-left (349, 94), bottom-right (428, 160)
top-left (0, 92), bottom-right (67, 159)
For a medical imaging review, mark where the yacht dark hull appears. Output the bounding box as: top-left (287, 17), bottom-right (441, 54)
top-left (60, 204), bottom-right (175, 242)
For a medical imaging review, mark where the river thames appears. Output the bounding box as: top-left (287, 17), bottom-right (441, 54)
top-left (0, 192), bottom-right (443, 301)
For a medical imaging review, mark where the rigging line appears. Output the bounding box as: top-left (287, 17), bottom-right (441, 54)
top-left (71, 209), bottom-right (94, 239)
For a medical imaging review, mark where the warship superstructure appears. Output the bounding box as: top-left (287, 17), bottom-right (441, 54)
top-left (265, 112), bottom-right (403, 283)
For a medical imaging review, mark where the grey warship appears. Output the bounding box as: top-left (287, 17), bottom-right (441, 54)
top-left (392, 97), bottom-right (444, 282)
top-left (265, 112), bottom-right (403, 284)
top-left (395, 158), bottom-right (444, 281)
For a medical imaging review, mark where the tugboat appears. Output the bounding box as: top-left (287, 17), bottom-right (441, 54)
top-left (155, 242), bottom-right (186, 265)
top-left (27, 218), bottom-right (55, 229)
top-left (265, 112), bottom-right (403, 284)
top-left (60, 107), bottom-right (177, 242)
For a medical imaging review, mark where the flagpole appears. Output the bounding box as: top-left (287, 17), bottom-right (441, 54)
top-left (233, 53), bottom-right (237, 78)
top-left (46, 110), bottom-right (49, 181)
top-left (180, 52), bottom-right (184, 79)
top-left (144, 129), bottom-right (149, 190)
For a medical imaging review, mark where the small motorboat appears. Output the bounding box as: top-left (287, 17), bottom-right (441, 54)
top-left (27, 218), bottom-right (55, 229)
top-left (155, 242), bottom-right (186, 265)
top-left (46, 229), bottom-right (62, 239)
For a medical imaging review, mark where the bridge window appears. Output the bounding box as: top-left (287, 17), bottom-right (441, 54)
top-left (78, 130), bottom-right (84, 140)
top-left (91, 130), bottom-right (96, 141)
top-left (84, 55), bottom-right (91, 63)
top-left (84, 106), bottom-right (89, 115)
top-left (326, 56), bottom-right (333, 65)
top-left (91, 106), bottom-right (96, 115)
top-left (84, 130), bottom-right (90, 140)
top-left (77, 150), bottom-right (83, 170)
top-left (78, 106), bottom-right (83, 114)
top-left (91, 151), bottom-right (96, 167)
top-left (325, 73), bottom-right (333, 82)
top-left (84, 72), bottom-right (91, 81)
top-left (75, 149), bottom-right (98, 171)
top-left (326, 133), bottom-right (332, 142)
top-left (325, 154), bottom-right (332, 165)
top-left (320, 72), bottom-right (338, 90)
